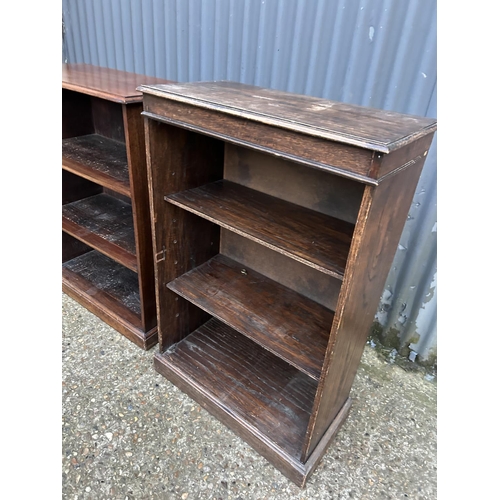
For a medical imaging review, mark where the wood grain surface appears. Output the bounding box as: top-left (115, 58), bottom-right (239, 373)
top-left (62, 250), bottom-right (157, 349)
top-left (157, 317), bottom-right (318, 459)
top-left (301, 139), bottom-right (433, 459)
top-left (62, 63), bottom-right (171, 103)
top-left (224, 143), bottom-right (364, 225)
top-left (142, 98), bottom-right (376, 183)
top-left (122, 102), bottom-right (157, 333)
top-left (62, 90), bottom-right (94, 139)
top-left (143, 119), bottom-right (224, 350)
top-left (62, 193), bottom-right (137, 272)
top-left (167, 254), bottom-right (333, 380)
top-left (139, 81), bottom-right (436, 153)
top-left (62, 134), bottom-right (131, 196)
top-left (166, 180), bottom-right (354, 279)
top-left (141, 79), bottom-right (437, 483)
top-left (220, 230), bottom-right (341, 311)
top-left (63, 251), bottom-right (140, 315)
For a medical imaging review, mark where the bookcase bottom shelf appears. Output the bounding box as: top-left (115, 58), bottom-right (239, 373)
top-left (62, 250), bottom-right (157, 349)
top-left (154, 317), bottom-right (352, 487)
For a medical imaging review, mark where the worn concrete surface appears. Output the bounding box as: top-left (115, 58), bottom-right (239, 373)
top-left (62, 292), bottom-right (437, 499)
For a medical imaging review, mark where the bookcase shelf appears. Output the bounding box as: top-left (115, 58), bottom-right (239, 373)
top-left (140, 81), bottom-right (436, 486)
top-left (62, 134), bottom-right (131, 196)
top-left (167, 254), bottom-right (332, 380)
top-left (155, 317), bottom-right (318, 462)
top-left (62, 64), bottom-right (171, 349)
top-left (165, 180), bottom-right (354, 279)
top-left (62, 193), bottom-right (137, 272)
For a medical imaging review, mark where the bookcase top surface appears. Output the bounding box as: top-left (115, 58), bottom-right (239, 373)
top-left (62, 64), bottom-right (171, 104)
top-left (139, 81), bottom-right (436, 153)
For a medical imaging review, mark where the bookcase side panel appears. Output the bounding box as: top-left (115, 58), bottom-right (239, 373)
top-left (144, 115), bottom-right (224, 350)
top-left (123, 103), bottom-right (156, 332)
top-left (302, 136), bottom-right (434, 460)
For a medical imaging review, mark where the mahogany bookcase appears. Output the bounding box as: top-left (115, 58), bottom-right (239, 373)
top-left (139, 81), bottom-right (437, 485)
top-left (62, 64), bottom-right (171, 349)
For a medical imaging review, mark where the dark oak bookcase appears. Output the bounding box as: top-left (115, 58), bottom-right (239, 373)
top-left (139, 81), bottom-right (436, 486)
top-left (62, 64), bottom-right (170, 349)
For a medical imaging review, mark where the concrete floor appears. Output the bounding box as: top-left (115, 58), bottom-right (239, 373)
top-left (62, 292), bottom-right (437, 499)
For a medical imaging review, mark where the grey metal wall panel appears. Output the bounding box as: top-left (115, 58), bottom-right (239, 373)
top-left (62, 0), bottom-right (437, 365)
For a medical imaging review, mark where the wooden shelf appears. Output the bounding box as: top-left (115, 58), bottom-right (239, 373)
top-left (167, 254), bottom-right (332, 380)
top-left (166, 180), bottom-right (354, 279)
top-left (62, 194), bottom-right (137, 272)
top-left (63, 250), bottom-right (141, 324)
top-left (62, 250), bottom-right (157, 350)
top-left (155, 317), bottom-right (318, 461)
top-left (62, 134), bottom-right (130, 196)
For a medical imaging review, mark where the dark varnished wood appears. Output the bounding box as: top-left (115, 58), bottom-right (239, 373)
top-left (63, 250), bottom-right (141, 315)
top-left (62, 231), bottom-right (92, 263)
top-left (62, 63), bottom-right (169, 104)
top-left (62, 267), bottom-right (158, 349)
top-left (91, 97), bottom-right (126, 143)
top-left (224, 144), bottom-right (363, 224)
top-left (166, 180), bottom-right (354, 279)
top-left (62, 193), bottom-right (137, 272)
top-left (62, 134), bottom-right (130, 196)
top-left (142, 80), bottom-right (437, 485)
top-left (62, 90), bottom-right (94, 139)
top-left (62, 251), bottom-right (157, 350)
top-left (140, 81), bottom-right (436, 154)
top-left (63, 251), bottom-right (140, 321)
top-left (167, 254), bottom-right (333, 380)
top-left (221, 230), bottom-right (341, 311)
top-left (123, 103), bottom-right (157, 332)
top-left (301, 137), bottom-right (434, 460)
top-left (142, 96), bottom-right (376, 184)
top-left (62, 169), bottom-right (102, 205)
top-left (157, 318), bottom-right (318, 459)
top-left (62, 65), bottom-right (171, 349)
top-left (372, 134), bottom-right (434, 181)
top-left (144, 119), bottom-right (224, 350)
top-left (63, 250), bottom-right (141, 314)
top-left (154, 318), bottom-right (352, 487)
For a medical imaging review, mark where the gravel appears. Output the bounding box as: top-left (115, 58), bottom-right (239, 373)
top-left (62, 292), bottom-right (437, 499)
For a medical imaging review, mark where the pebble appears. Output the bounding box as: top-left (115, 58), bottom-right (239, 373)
top-left (105, 432), bottom-right (113, 441)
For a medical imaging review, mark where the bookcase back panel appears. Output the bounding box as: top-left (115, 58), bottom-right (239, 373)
top-left (62, 231), bottom-right (92, 263)
top-left (62, 90), bottom-right (125, 143)
top-left (90, 97), bottom-right (125, 143)
top-left (62, 90), bottom-right (94, 139)
top-left (62, 170), bottom-right (102, 205)
top-left (221, 230), bottom-right (341, 312)
top-left (102, 188), bottom-right (131, 204)
top-left (224, 144), bottom-right (363, 224)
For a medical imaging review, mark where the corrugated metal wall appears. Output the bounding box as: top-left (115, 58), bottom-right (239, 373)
top-left (62, 0), bottom-right (437, 366)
